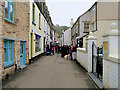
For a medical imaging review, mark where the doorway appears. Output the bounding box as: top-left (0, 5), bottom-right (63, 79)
top-left (20, 41), bottom-right (26, 68)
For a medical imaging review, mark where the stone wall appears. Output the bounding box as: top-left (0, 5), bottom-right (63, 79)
top-left (0, 1), bottom-right (3, 89)
top-left (1, 2), bottom-right (30, 78)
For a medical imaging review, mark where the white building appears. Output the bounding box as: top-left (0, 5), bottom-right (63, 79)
top-left (63, 27), bottom-right (71, 45)
top-left (62, 19), bottom-right (74, 45)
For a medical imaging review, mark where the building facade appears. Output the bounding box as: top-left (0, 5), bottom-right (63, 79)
top-left (71, 18), bottom-right (80, 46)
top-left (63, 27), bottom-right (71, 45)
top-left (29, 0), bottom-right (43, 62)
top-left (1, 1), bottom-right (30, 78)
top-left (29, 0), bottom-right (54, 62)
top-left (71, 1), bottom-right (119, 48)
top-left (40, 1), bottom-right (54, 52)
top-left (0, 0), bottom-right (54, 79)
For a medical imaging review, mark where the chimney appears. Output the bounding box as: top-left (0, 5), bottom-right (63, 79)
top-left (70, 18), bottom-right (74, 28)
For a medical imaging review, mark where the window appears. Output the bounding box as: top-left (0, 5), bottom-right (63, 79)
top-left (35, 34), bottom-right (41, 53)
top-left (76, 23), bottom-right (78, 34)
top-left (32, 3), bottom-right (36, 26)
top-left (39, 13), bottom-right (41, 30)
top-left (4, 40), bottom-right (14, 67)
top-left (84, 23), bottom-right (89, 32)
top-left (4, 0), bottom-right (14, 23)
top-left (92, 7), bottom-right (95, 16)
top-left (92, 23), bottom-right (95, 31)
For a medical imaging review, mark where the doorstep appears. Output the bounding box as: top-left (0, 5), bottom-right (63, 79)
top-left (87, 72), bottom-right (103, 89)
top-left (20, 65), bottom-right (27, 69)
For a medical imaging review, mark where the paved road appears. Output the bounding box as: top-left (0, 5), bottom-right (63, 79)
top-left (3, 54), bottom-right (96, 88)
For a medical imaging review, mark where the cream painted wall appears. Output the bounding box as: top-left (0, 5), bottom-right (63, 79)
top-left (93, 20), bottom-right (118, 47)
top-left (29, 0), bottom-right (43, 59)
top-left (77, 48), bottom-right (88, 71)
top-left (83, 36), bottom-right (88, 48)
top-left (80, 11), bottom-right (90, 38)
top-left (97, 2), bottom-right (118, 20)
top-left (90, 2), bottom-right (118, 47)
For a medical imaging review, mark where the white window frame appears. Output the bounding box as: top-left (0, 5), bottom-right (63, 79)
top-left (92, 7), bottom-right (95, 16)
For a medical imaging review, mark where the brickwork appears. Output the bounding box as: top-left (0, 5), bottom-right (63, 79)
top-left (0, 2), bottom-right (3, 85)
top-left (1, 2), bottom-right (30, 78)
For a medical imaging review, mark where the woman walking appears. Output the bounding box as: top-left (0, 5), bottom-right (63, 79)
top-left (52, 45), bottom-right (55, 56)
top-left (72, 45), bottom-right (77, 60)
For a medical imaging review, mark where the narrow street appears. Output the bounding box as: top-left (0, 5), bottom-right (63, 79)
top-left (3, 54), bottom-right (96, 88)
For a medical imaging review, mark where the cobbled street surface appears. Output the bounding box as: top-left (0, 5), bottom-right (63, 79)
top-left (2, 54), bottom-right (96, 88)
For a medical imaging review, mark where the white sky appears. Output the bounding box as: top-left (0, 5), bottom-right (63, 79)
top-left (46, 0), bottom-right (97, 26)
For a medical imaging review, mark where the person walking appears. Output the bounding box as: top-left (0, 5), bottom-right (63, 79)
top-left (72, 45), bottom-right (77, 60)
top-left (52, 45), bottom-right (55, 56)
top-left (70, 45), bottom-right (74, 60)
top-left (61, 45), bottom-right (66, 57)
top-left (46, 44), bottom-right (50, 55)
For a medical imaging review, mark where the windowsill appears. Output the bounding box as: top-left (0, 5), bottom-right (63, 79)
top-left (4, 18), bottom-right (15, 24)
top-left (35, 51), bottom-right (41, 53)
top-left (32, 21), bottom-right (36, 26)
top-left (4, 62), bottom-right (14, 69)
top-left (83, 31), bottom-right (89, 33)
top-left (92, 29), bottom-right (97, 32)
top-left (39, 27), bottom-right (41, 30)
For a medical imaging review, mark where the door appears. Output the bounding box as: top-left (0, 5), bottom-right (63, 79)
top-left (92, 42), bottom-right (97, 73)
top-left (31, 33), bottom-right (33, 59)
top-left (20, 42), bottom-right (26, 68)
top-left (43, 37), bottom-right (45, 52)
top-left (92, 42), bottom-right (103, 81)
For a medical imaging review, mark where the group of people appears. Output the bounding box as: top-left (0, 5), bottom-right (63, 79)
top-left (45, 44), bottom-right (78, 60)
top-left (60, 45), bottom-right (77, 60)
top-left (45, 44), bottom-right (55, 56)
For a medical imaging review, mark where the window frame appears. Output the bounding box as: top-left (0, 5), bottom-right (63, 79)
top-left (35, 34), bottom-right (41, 53)
top-left (92, 22), bottom-right (96, 31)
top-left (92, 7), bottom-right (95, 16)
top-left (32, 3), bottom-right (36, 26)
top-left (4, 0), bottom-right (14, 23)
top-left (4, 40), bottom-right (14, 68)
top-left (84, 23), bottom-right (89, 31)
top-left (39, 13), bottom-right (41, 30)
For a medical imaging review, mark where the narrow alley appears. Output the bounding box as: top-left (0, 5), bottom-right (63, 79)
top-left (2, 54), bottom-right (96, 88)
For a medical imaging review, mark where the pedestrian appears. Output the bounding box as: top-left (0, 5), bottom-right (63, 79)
top-left (61, 45), bottom-right (65, 57)
top-left (64, 45), bottom-right (68, 56)
top-left (52, 45), bottom-right (55, 56)
top-left (68, 45), bottom-right (71, 54)
top-left (58, 45), bottom-right (60, 54)
top-left (72, 45), bottom-right (78, 60)
top-left (46, 44), bottom-right (50, 55)
top-left (70, 45), bottom-right (74, 60)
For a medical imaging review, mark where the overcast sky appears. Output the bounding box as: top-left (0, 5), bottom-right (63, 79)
top-left (46, 0), bottom-right (96, 26)
top-left (46, 0), bottom-right (97, 26)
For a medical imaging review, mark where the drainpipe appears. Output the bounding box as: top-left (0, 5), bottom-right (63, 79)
top-left (96, 2), bottom-right (97, 31)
